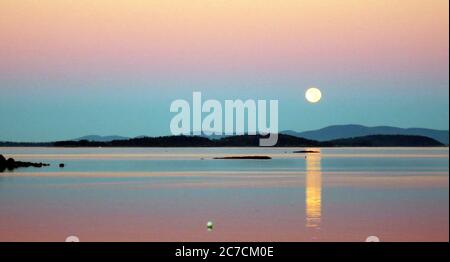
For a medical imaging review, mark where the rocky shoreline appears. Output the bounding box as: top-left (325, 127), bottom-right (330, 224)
top-left (0, 154), bottom-right (49, 172)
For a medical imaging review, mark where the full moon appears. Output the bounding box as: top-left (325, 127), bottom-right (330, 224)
top-left (305, 87), bottom-right (322, 103)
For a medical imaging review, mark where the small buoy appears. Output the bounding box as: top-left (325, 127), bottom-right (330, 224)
top-left (207, 221), bottom-right (214, 231)
top-left (65, 235), bottom-right (80, 242)
top-left (59, 163), bottom-right (65, 168)
top-left (366, 236), bottom-right (380, 242)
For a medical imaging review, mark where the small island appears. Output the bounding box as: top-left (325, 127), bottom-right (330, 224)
top-left (213, 156), bottom-right (272, 160)
top-left (293, 150), bottom-right (320, 154)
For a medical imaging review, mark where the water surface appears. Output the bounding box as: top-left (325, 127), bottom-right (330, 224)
top-left (0, 147), bottom-right (448, 241)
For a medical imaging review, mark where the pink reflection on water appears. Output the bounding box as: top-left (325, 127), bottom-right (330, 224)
top-left (0, 147), bottom-right (448, 242)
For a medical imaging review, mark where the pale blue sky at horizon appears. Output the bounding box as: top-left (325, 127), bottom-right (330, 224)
top-left (0, 74), bottom-right (448, 142)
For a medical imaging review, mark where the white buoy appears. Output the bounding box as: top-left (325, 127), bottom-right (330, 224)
top-left (366, 236), bottom-right (380, 242)
top-left (207, 221), bottom-right (214, 231)
top-left (65, 235), bottom-right (80, 242)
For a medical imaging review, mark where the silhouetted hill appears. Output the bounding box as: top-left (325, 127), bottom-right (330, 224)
top-left (50, 134), bottom-right (443, 147)
top-left (329, 135), bottom-right (443, 147)
top-left (54, 136), bottom-right (216, 147)
top-left (0, 141), bottom-right (52, 147)
top-left (54, 135), bottom-right (319, 147)
top-left (73, 135), bottom-right (129, 142)
top-left (282, 124), bottom-right (449, 145)
top-left (214, 134), bottom-right (324, 147)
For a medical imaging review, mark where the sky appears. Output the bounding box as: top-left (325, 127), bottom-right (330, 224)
top-left (0, 0), bottom-right (448, 141)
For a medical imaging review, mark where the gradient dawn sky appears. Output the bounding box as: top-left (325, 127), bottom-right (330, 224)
top-left (0, 0), bottom-right (448, 141)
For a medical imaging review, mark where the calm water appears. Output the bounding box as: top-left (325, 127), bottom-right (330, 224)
top-left (0, 147), bottom-right (448, 242)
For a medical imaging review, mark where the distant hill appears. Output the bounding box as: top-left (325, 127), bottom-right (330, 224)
top-left (282, 125), bottom-right (449, 145)
top-left (73, 135), bottom-right (129, 142)
top-left (213, 134), bottom-right (323, 147)
top-left (0, 141), bottom-right (52, 147)
top-left (329, 135), bottom-right (443, 147)
top-left (50, 134), bottom-right (443, 147)
top-left (54, 134), bottom-right (324, 147)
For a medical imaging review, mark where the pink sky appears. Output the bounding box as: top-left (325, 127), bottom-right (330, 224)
top-left (0, 0), bottom-right (448, 83)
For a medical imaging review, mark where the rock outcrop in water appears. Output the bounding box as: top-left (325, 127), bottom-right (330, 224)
top-left (293, 150), bottom-right (320, 154)
top-left (213, 156), bottom-right (272, 160)
top-left (0, 154), bottom-right (6, 169)
top-left (0, 154), bottom-right (49, 172)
